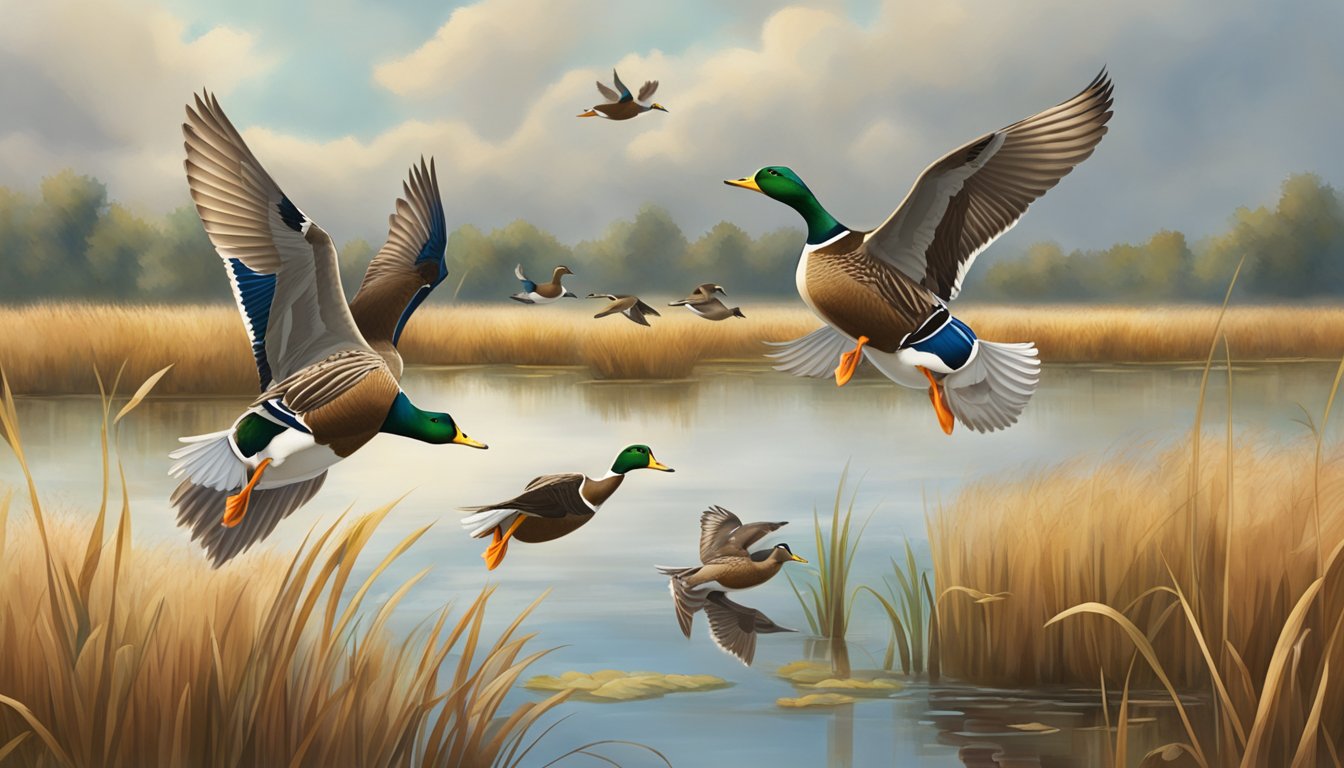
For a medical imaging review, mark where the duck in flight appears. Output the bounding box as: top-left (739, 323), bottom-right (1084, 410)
top-left (669, 283), bottom-right (745, 321)
top-left (169, 93), bottom-right (486, 566)
top-left (657, 506), bottom-right (805, 666)
top-left (578, 69), bottom-right (667, 120)
top-left (511, 264), bottom-right (577, 304)
top-left (726, 71), bottom-right (1114, 435)
top-left (587, 293), bottom-right (661, 326)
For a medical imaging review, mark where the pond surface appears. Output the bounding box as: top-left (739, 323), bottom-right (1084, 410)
top-left (4, 362), bottom-right (1339, 766)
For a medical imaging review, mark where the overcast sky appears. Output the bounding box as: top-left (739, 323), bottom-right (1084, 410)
top-left (2, 0), bottom-right (1341, 253)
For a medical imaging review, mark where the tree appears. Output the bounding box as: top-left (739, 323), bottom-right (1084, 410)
top-left (86, 204), bottom-right (156, 299)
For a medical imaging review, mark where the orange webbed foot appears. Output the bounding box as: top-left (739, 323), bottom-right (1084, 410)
top-left (834, 335), bottom-right (870, 387)
top-left (919, 367), bottom-right (955, 435)
top-left (223, 457), bottom-right (272, 528)
top-left (481, 516), bottom-right (526, 571)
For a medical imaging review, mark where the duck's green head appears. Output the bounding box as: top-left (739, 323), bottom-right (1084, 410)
top-left (610, 444), bottom-right (674, 474)
top-left (724, 167), bottom-right (844, 244)
top-left (725, 166), bottom-right (810, 202)
top-left (381, 392), bottom-right (487, 449)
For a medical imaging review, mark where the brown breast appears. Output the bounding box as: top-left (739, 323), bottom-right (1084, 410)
top-left (303, 368), bottom-right (400, 457)
top-left (806, 248), bottom-right (931, 353)
top-left (513, 514), bottom-right (593, 543)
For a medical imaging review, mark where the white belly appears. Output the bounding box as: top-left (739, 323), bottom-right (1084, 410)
top-left (528, 292), bottom-right (563, 304)
top-left (256, 431), bottom-right (342, 488)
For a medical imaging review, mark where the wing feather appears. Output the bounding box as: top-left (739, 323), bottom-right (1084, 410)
top-left (865, 70), bottom-right (1114, 301)
top-left (183, 92), bottom-right (372, 385)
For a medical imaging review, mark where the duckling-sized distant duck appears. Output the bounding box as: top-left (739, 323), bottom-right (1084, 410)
top-left (170, 93), bottom-right (486, 567)
top-left (511, 264), bottom-right (577, 304)
top-left (578, 69), bottom-right (668, 120)
top-left (656, 506), bottom-right (805, 665)
top-left (726, 71), bottom-right (1114, 435)
top-left (462, 444), bottom-right (674, 570)
top-left (669, 283), bottom-right (745, 321)
top-left (587, 293), bottom-right (661, 326)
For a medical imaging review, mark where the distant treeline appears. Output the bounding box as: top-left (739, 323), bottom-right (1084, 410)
top-left (0, 170), bottom-right (1340, 303)
top-left (0, 170), bottom-right (802, 303)
top-left (969, 173), bottom-right (1344, 302)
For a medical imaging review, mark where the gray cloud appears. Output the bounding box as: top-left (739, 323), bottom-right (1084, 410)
top-left (1, 0), bottom-right (1339, 261)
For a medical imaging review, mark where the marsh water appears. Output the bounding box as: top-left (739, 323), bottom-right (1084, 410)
top-left (5, 361), bottom-right (1341, 766)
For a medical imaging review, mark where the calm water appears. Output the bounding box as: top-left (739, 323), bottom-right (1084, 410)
top-left (4, 362), bottom-right (1340, 766)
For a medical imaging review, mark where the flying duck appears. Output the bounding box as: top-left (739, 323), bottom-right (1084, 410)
top-left (669, 283), bottom-right (745, 321)
top-left (578, 69), bottom-right (668, 120)
top-left (511, 264), bottom-right (577, 304)
top-left (461, 444), bottom-right (674, 570)
top-left (587, 293), bottom-right (661, 326)
top-left (169, 93), bottom-right (485, 567)
top-left (657, 506), bottom-right (805, 665)
top-left (726, 71), bottom-right (1114, 434)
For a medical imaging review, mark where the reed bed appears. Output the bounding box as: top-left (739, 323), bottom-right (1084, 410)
top-left (0, 369), bottom-right (650, 768)
top-left (3, 303), bottom-right (1344, 394)
top-left (931, 388), bottom-right (1344, 765)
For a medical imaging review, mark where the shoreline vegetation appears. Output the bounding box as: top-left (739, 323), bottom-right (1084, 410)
top-left (3, 303), bottom-right (1344, 394)
top-left (0, 372), bottom-right (662, 767)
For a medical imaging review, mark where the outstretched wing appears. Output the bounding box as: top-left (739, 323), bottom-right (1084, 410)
top-left (865, 70), bottom-right (1114, 301)
top-left (172, 472), bottom-right (327, 567)
top-left (595, 79), bottom-right (621, 102)
top-left (637, 80), bottom-right (659, 102)
top-left (612, 69), bottom-right (633, 102)
top-left (462, 473), bottom-right (590, 519)
top-left (698, 506), bottom-right (786, 562)
top-left (349, 157), bottom-right (448, 348)
top-left (183, 92), bottom-right (372, 387)
top-left (765, 326), bottom-right (860, 379)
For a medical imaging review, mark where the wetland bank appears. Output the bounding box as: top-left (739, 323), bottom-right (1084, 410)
top-left (1, 357), bottom-right (1340, 765)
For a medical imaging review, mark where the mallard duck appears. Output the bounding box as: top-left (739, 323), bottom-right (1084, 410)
top-left (577, 69), bottom-right (667, 120)
top-left (726, 71), bottom-right (1113, 434)
top-left (669, 284), bottom-right (745, 321)
top-left (461, 444), bottom-right (674, 570)
top-left (169, 92), bottom-right (486, 567)
top-left (511, 264), bottom-right (577, 304)
top-left (656, 506), bottom-right (805, 665)
top-left (587, 293), bottom-right (660, 326)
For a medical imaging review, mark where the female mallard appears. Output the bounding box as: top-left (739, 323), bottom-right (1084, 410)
top-left (586, 293), bottom-right (661, 326)
top-left (511, 264), bottom-right (577, 303)
top-left (669, 283), bottom-right (745, 321)
top-left (726, 71), bottom-right (1113, 434)
top-left (656, 506), bottom-right (806, 665)
top-left (461, 444), bottom-right (674, 570)
top-left (169, 92), bottom-right (486, 567)
top-left (578, 69), bottom-right (668, 120)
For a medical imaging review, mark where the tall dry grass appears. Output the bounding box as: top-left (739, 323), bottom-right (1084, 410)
top-left (931, 376), bottom-right (1344, 765)
top-left (4, 303), bottom-right (1344, 394)
top-left (0, 369), bottom-right (654, 768)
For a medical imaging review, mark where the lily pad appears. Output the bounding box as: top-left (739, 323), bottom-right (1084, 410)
top-left (524, 670), bottom-right (730, 702)
top-left (777, 693), bottom-right (857, 708)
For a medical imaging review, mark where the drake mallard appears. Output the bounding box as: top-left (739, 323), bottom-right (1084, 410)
top-left (578, 69), bottom-right (667, 120)
top-left (461, 444), bottom-right (674, 570)
top-left (669, 283), bottom-right (745, 321)
top-left (726, 71), bottom-right (1113, 434)
top-left (657, 506), bottom-right (805, 665)
top-left (169, 92), bottom-right (486, 566)
top-left (587, 293), bottom-right (661, 326)
top-left (511, 263), bottom-right (577, 304)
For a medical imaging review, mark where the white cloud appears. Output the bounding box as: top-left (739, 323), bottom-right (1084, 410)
top-left (2, 0), bottom-right (1341, 256)
top-left (0, 0), bottom-right (271, 211)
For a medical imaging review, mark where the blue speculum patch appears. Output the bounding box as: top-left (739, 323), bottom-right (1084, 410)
top-left (909, 315), bottom-right (977, 370)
